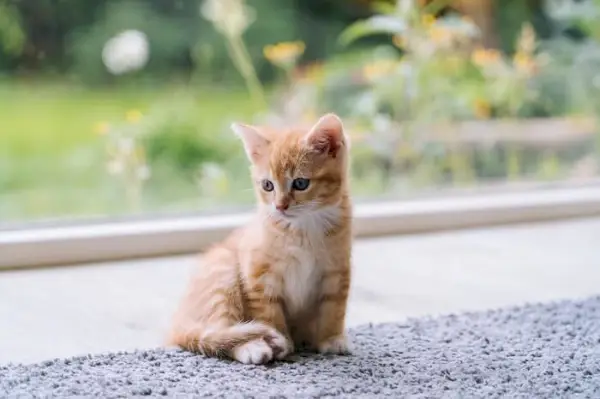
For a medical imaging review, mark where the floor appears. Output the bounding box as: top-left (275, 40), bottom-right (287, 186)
top-left (1, 217), bottom-right (599, 365)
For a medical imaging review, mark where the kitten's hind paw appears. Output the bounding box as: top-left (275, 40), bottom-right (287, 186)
top-left (232, 339), bottom-right (273, 364)
top-left (317, 335), bottom-right (351, 355)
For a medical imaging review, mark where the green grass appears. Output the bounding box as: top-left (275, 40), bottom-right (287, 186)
top-left (0, 81), bottom-right (260, 156)
top-left (0, 81), bottom-right (262, 224)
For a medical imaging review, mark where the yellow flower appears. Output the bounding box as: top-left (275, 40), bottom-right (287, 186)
top-left (428, 25), bottom-right (451, 46)
top-left (513, 51), bottom-right (537, 75)
top-left (94, 122), bottom-right (110, 135)
top-left (299, 62), bottom-right (325, 82)
top-left (126, 109), bottom-right (143, 124)
top-left (362, 59), bottom-right (398, 82)
top-left (473, 98), bottom-right (491, 119)
top-left (263, 41), bottom-right (305, 67)
top-left (516, 23), bottom-right (536, 54)
top-left (392, 35), bottom-right (406, 49)
top-left (471, 47), bottom-right (501, 67)
top-left (421, 14), bottom-right (435, 28)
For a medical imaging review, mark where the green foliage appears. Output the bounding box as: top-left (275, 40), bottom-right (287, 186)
top-left (497, 0), bottom-right (532, 53)
top-left (339, 15), bottom-right (407, 46)
top-left (276, 0), bottom-right (599, 189)
top-left (143, 114), bottom-right (230, 179)
top-left (542, 0), bottom-right (600, 116)
top-left (567, 0), bottom-right (600, 41)
top-left (0, 3), bottom-right (25, 60)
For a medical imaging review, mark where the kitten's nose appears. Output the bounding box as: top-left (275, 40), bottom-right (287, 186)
top-left (275, 202), bottom-right (289, 212)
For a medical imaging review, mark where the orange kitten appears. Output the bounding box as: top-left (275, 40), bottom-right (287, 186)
top-left (167, 113), bottom-right (353, 364)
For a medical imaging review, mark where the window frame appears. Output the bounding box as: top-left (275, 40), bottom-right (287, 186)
top-left (2, 183), bottom-right (600, 270)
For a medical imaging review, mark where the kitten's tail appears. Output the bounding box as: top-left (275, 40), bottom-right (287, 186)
top-left (169, 321), bottom-right (278, 357)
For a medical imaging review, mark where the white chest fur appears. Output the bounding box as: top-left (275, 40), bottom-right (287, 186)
top-left (280, 244), bottom-right (322, 316)
top-left (256, 205), bottom-right (341, 316)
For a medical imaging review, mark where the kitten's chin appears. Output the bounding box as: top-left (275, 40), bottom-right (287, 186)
top-left (260, 204), bottom-right (342, 232)
top-left (265, 209), bottom-right (298, 222)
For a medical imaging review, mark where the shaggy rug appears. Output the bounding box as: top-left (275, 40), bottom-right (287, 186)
top-left (2, 296), bottom-right (600, 398)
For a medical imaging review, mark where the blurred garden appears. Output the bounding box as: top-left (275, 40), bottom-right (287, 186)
top-left (1, 0), bottom-right (600, 225)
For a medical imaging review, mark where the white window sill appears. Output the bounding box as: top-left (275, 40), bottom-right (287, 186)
top-left (1, 184), bottom-right (600, 269)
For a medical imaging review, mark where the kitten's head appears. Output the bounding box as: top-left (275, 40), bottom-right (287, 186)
top-left (232, 113), bottom-right (350, 224)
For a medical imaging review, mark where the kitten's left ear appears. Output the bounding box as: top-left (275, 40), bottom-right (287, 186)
top-left (303, 113), bottom-right (347, 157)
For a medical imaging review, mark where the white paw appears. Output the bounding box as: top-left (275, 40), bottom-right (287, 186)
top-left (265, 331), bottom-right (293, 360)
top-left (318, 335), bottom-right (351, 355)
top-left (232, 339), bottom-right (273, 364)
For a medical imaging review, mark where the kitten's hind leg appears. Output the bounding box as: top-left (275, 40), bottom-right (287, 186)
top-left (245, 283), bottom-right (294, 359)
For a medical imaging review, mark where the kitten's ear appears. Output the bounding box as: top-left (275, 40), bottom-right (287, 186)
top-left (231, 123), bottom-right (270, 163)
top-left (303, 113), bottom-right (347, 157)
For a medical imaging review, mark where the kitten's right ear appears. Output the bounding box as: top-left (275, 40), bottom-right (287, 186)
top-left (231, 123), bottom-right (269, 163)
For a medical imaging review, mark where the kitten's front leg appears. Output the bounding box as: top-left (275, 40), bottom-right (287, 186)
top-left (314, 267), bottom-right (352, 355)
top-left (246, 281), bottom-right (294, 359)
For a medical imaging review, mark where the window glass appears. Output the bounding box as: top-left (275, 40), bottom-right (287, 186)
top-left (1, 0), bottom-right (598, 227)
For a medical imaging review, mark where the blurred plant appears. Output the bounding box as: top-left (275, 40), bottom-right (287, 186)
top-left (334, 0), bottom-right (577, 185)
top-left (0, 3), bottom-right (25, 57)
top-left (263, 41), bottom-right (305, 76)
top-left (545, 0), bottom-right (600, 42)
top-left (475, 23), bottom-right (549, 179)
top-left (96, 110), bottom-right (150, 211)
top-left (473, 97), bottom-right (492, 119)
top-left (475, 24), bottom-right (547, 119)
top-left (142, 111), bottom-right (229, 179)
top-left (96, 101), bottom-right (235, 210)
top-left (544, 0), bottom-right (600, 122)
top-left (197, 162), bottom-right (231, 200)
top-left (201, 0), bottom-right (267, 107)
top-left (339, 0), bottom-right (481, 186)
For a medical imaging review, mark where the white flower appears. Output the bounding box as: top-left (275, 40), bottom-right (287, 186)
top-left (200, 0), bottom-right (255, 36)
top-left (353, 93), bottom-right (377, 116)
top-left (201, 162), bottom-right (225, 180)
top-left (137, 165), bottom-right (151, 181)
top-left (373, 114), bottom-right (393, 133)
top-left (397, 0), bottom-right (414, 18)
top-left (107, 160), bottom-right (124, 175)
top-left (117, 137), bottom-right (135, 156)
top-left (102, 30), bottom-right (150, 75)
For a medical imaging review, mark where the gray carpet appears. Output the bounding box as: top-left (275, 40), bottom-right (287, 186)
top-left (2, 297), bottom-right (600, 398)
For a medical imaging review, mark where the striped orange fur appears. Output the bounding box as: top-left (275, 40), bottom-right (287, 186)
top-left (167, 113), bottom-right (353, 364)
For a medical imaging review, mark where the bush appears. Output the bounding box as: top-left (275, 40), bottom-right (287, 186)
top-left (143, 114), bottom-right (229, 179)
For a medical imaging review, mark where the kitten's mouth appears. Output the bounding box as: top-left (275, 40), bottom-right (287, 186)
top-left (277, 211), bottom-right (295, 218)
top-left (274, 208), bottom-right (306, 219)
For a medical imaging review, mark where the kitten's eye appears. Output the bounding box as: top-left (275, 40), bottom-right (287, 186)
top-left (292, 178), bottom-right (310, 191)
top-left (261, 179), bottom-right (274, 192)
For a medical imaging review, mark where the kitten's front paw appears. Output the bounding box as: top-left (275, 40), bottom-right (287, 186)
top-left (318, 335), bottom-right (351, 355)
top-left (264, 331), bottom-right (294, 360)
top-left (232, 339), bottom-right (273, 364)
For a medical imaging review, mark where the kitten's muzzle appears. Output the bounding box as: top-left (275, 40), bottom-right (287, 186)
top-left (275, 201), bottom-right (289, 212)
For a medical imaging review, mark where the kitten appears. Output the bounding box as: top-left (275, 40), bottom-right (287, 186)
top-left (167, 113), bottom-right (352, 364)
